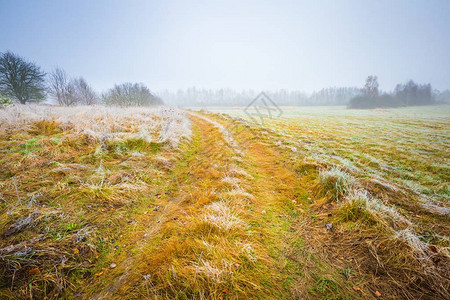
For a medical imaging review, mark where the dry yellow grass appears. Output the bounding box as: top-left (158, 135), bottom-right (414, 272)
top-left (0, 105), bottom-right (191, 299)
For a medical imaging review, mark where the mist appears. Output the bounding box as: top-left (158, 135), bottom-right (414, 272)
top-left (1, 0), bottom-right (450, 96)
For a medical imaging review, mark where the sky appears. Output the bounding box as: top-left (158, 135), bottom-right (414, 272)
top-left (1, 0), bottom-right (449, 93)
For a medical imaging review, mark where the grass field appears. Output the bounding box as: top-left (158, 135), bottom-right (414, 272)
top-left (0, 104), bottom-right (448, 299)
top-left (210, 105), bottom-right (449, 207)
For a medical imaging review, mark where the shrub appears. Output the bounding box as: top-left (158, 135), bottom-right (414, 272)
top-left (102, 82), bottom-right (163, 107)
top-left (0, 96), bottom-right (13, 108)
top-left (348, 94), bottom-right (403, 109)
top-left (318, 167), bottom-right (354, 200)
top-left (337, 194), bottom-right (377, 225)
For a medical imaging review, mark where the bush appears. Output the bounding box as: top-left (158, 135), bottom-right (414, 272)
top-left (336, 195), bottom-right (377, 225)
top-left (48, 68), bottom-right (98, 106)
top-left (0, 96), bottom-right (13, 109)
top-left (102, 83), bottom-right (163, 107)
top-left (394, 80), bottom-right (434, 106)
top-left (348, 94), bottom-right (403, 109)
top-left (318, 167), bottom-right (354, 200)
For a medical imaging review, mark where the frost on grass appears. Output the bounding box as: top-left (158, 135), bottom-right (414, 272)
top-left (222, 188), bottom-right (254, 201)
top-left (158, 107), bottom-right (192, 146)
top-left (329, 155), bottom-right (360, 173)
top-left (239, 242), bottom-right (257, 262)
top-left (194, 259), bottom-right (232, 283)
top-left (394, 228), bottom-right (434, 263)
top-left (228, 167), bottom-right (252, 179)
top-left (0, 104), bottom-right (191, 147)
top-left (220, 176), bottom-right (241, 188)
top-left (204, 201), bottom-right (245, 230)
top-left (421, 201), bottom-right (450, 216)
top-left (341, 190), bottom-right (412, 227)
top-left (232, 156), bottom-right (243, 163)
top-left (189, 112), bottom-right (241, 154)
top-left (419, 197), bottom-right (450, 216)
top-left (369, 177), bottom-right (400, 192)
top-left (318, 167), bottom-right (354, 200)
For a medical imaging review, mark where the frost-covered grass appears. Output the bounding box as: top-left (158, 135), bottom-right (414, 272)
top-left (0, 104), bottom-right (192, 298)
top-left (1, 103), bottom-right (448, 298)
top-left (209, 106), bottom-right (449, 201)
top-left (203, 201), bottom-right (245, 230)
top-left (194, 258), bottom-right (232, 283)
top-left (0, 104), bottom-right (191, 146)
top-left (209, 105), bottom-right (450, 298)
top-left (337, 190), bottom-right (412, 228)
top-left (318, 167), bottom-right (354, 200)
top-left (212, 105), bottom-right (449, 215)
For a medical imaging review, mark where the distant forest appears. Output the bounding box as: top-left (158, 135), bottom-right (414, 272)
top-left (348, 76), bottom-right (450, 109)
top-left (158, 82), bottom-right (450, 108)
top-left (158, 87), bottom-right (361, 107)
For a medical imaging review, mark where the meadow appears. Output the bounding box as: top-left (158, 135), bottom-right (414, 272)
top-left (0, 104), bottom-right (448, 299)
top-left (211, 105), bottom-right (449, 209)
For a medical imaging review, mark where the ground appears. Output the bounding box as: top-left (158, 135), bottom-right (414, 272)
top-left (0, 105), bottom-right (448, 299)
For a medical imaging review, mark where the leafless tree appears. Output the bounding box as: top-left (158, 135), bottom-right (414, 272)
top-left (71, 77), bottom-right (97, 105)
top-left (47, 68), bottom-right (77, 106)
top-left (364, 75), bottom-right (379, 98)
top-left (394, 80), bottom-right (433, 105)
top-left (102, 82), bottom-right (162, 106)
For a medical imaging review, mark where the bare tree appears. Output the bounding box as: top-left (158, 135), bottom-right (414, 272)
top-left (0, 51), bottom-right (46, 104)
top-left (47, 68), bottom-right (77, 106)
top-left (71, 77), bottom-right (97, 105)
top-left (394, 80), bottom-right (433, 105)
top-left (364, 75), bottom-right (379, 98)
top-left (102, 82), bottom-right (163, 106)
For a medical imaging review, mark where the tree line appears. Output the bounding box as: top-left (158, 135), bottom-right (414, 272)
top-left (2, 51), bottom-right (448, 109)
top-left (0, 51), bottom-right (162, 107)
top-left (348, 75), bottom-right (449, 109)
top-left (161, 81), bottom-right (449, 108)
top-left (159, 82), bottom-right (449, 108)
top-left (158, 87), bottom-right (361, 107)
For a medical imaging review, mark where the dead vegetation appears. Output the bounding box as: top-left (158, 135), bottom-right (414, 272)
top-left (0, 105), bottom-right (191, 299)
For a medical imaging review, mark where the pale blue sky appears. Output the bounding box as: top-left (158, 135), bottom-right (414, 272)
top-left (1, 0), bottom-right (449, 93)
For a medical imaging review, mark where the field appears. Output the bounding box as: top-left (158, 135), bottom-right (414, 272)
top-left (0, 104), bottom-right (449, 299)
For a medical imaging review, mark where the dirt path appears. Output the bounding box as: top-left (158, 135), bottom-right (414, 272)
top-left (85, 113), bottom-right (310, 299)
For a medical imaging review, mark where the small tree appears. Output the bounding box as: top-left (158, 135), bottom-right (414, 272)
top-left (364, 75), bottom-right (379, 98)
top-left (102, 82), bottom-right (163, 106)
top-left (48, 68), bottom-right (76, 106)
top-left (0, 51), bottom-right (46, 104)
top-left (72, 77), bottom-right (98, 105)
top-left (48, 69), bottom-right (98, 106)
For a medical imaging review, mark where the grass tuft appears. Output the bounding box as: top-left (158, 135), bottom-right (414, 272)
top-left (317, 167), bottom-right (354, 201)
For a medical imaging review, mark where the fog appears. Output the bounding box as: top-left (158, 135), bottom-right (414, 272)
top-left (1, 0), bottom-right (450, 108)
top-left (1, 0), bottom-right (450, 95)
